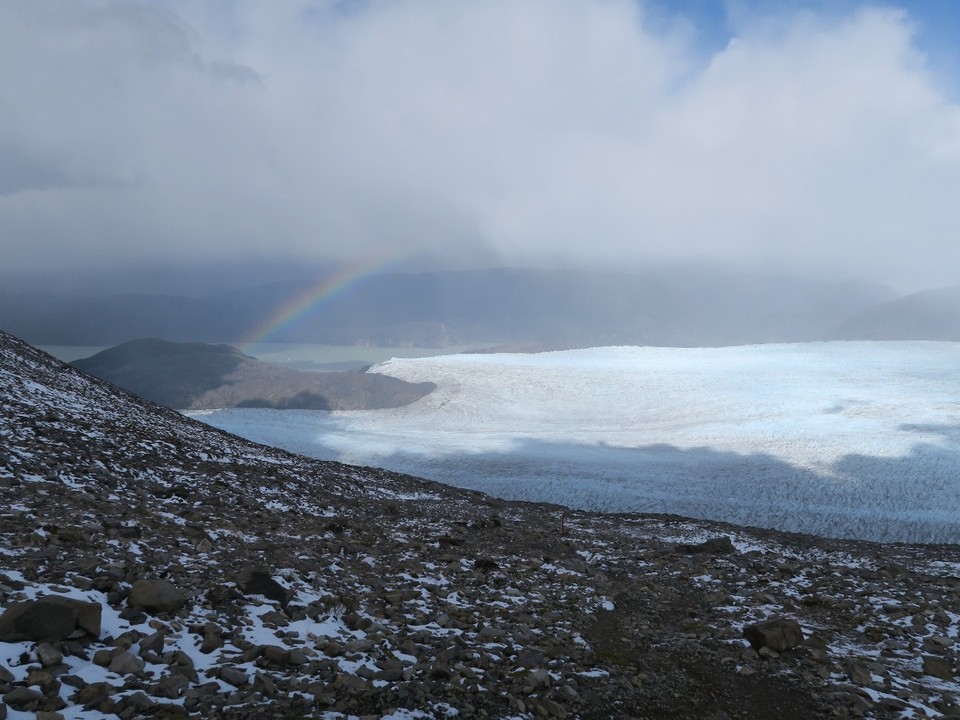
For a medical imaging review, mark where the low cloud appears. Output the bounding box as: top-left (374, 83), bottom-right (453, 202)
top-left (2, 0), bottom-right (959, 290)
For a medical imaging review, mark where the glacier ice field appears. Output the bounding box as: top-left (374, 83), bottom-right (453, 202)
top-left (193, 342), bottom-right (960, 543)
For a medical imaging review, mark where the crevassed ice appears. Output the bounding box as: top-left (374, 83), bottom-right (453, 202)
top-left (192, 342), bottom-right (960, 544)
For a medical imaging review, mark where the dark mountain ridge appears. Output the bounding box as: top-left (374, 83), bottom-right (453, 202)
top-left (70, 338), bottom-right (434, 410)
top-left (0, 267), bottom-right (899, 348)
top-left (1, 329), bottom-right (959, 718)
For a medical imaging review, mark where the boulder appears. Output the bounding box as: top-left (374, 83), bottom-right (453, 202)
top-left (679, 536), bottom-right (737, 555)
top-left (109, 650), bottom-right (145, 675)
top-left (923, 655), bottom-right (953, 680)
top-left (72, 682), bottom-right (112, 710)
top-left (157, 673), bottom-right (189, 699)
top-left (36, 642), bottom-right (63, 668)
top-left (0, 596), bottom-right (101, 642)
top-left (128, 579), bottom-right (187, 614)
top-left (219, 665), bottom-right (249, 687)
top-left (114, 691), bottom-right (153, 716)
top-left (138, 630), bottom-right (166, 656)
top-left (3, 686), bottom-right (45, 711)
top-left (743, 617), bottom-right (804, 652)
top-left (238, 566), bottom-right (289, 607)
top-left (200, 632), bottom-right (223, 654)
top-left (845, 660), bottom-right (873, 686)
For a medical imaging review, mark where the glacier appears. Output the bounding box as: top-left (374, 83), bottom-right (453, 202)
top-left (192, 342), bottom-right (960, 543)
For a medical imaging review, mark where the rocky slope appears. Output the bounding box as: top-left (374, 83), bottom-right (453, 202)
top-left (70, 339), bottom-right (434, 410)
top-left (1, 330), bottom-right (959, 720)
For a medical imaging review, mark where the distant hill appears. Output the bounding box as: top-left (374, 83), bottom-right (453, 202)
top-left (0, 267), bottom-right (900, 347)
top-left (836, 285), bottom-right (960, 340)
top-left (70, 339), bottom-right (434, 410)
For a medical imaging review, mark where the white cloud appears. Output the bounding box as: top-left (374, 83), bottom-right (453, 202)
top-left (1, 0), bottom-right (959, 289)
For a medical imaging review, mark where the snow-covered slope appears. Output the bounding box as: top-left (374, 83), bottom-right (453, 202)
top-left (195, 342), bottom-right (960, 543)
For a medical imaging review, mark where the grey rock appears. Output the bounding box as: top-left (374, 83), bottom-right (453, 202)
top-left (109, 650), bottom-right (146, 675)
top-left (128, 579), bottom-right (187, 614)
top-left (238, 565), bottom-right (289, 607)
top-left (92, 649), bottom-right (113, 666)
top-left (528, 668), bottom-right (552, 689)
top-left (55, 527), bottom-right (88, 544)
top-left (287, 648), bottom-right (309, 666)
top-left (253, 671), bottom-right (277, 697)
top-left (195, 537), bottom-right (213, 553)
top-left (261, 645), bottom-right (289, 665)
top-left (743, 617), bottom-right (804, 652)
top-left (36, 642), bottom-right (63, 668)
top-left (3, 686), bottom-right (45, 711)
top-left (35, 712), bottom-right (65, 720)
top-left (478, 625), bottom-right (505, 640)
top-left (200, 632), bottom-right (223, 654)
top-left (72, 682), bottom-right (112, 709)
top-left (376, 665), bottom-right (404, 682)
top-left (219, 665), bottom-right (249, 687)
top-left (157, 673), bottom-right (189, 699)
top-left (923, 635), bottom-right (953, 652)
top-left (139, 630), bottom-right (165, 656)
top-left (679, 536), bottom-right (737, 555)
top-left (0, 596), bottom-right (101, 642)
top-left (923, 655), bottom-right (953, 680)
top-left (846, 661), bottom-right (873, 686)
top-left (25, 668), bottom-right (59, 697)
top-left (114, 691), bottom-right (153, 715)
top-left (540, 698), bottom-right (568, 718)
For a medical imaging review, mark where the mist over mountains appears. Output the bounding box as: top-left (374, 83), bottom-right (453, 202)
top-left (0, 266), bottom-right (923, 349)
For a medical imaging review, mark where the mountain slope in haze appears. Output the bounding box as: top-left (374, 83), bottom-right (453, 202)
top-left (836, 284), bottom-right (960, 340)
top-left (219, 268), bottom-right (900, 347)
top-left (0, 267), bottom-right (900, 348)
top-left (0, 291), bottom-right (244, 345)
top-left (70, 338), bottom-right (435, 410)
top-left (2, 329), bottom-right (960, 719)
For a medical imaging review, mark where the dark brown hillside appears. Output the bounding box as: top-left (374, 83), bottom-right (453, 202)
top-left (70, 338), bottom-right (434, 410)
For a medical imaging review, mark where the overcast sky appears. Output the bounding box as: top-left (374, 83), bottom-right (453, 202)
top-left (3, 0), bottom-right (960, 291)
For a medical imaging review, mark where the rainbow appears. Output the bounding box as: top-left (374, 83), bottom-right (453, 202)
top-left (240, 251), bottom-right (413, 351)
